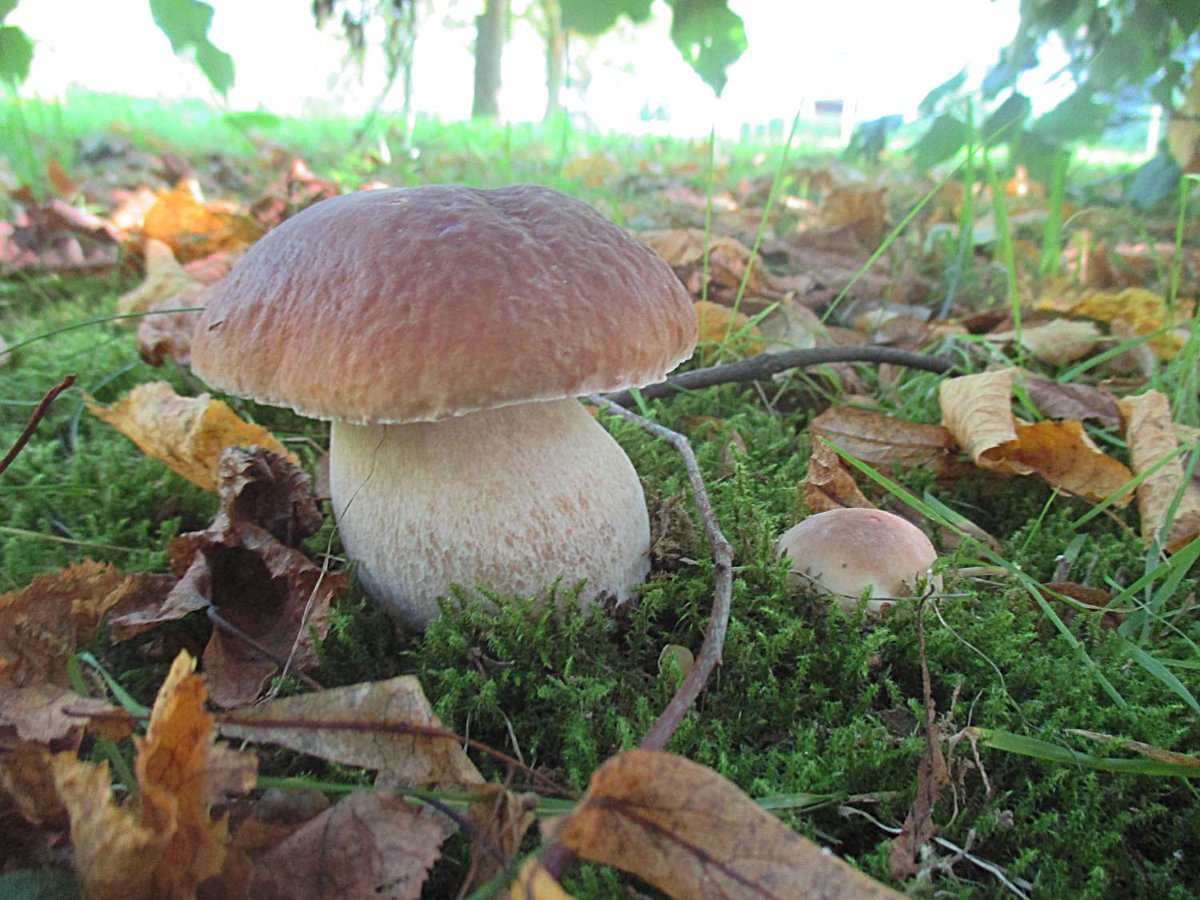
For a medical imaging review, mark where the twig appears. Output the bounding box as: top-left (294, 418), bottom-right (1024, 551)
top-left (540, 395), bottom-right (735, 880)
top-left (0, 374), bottom-right (76, 477)
top-left (603, 347), bottom-right (955, 406)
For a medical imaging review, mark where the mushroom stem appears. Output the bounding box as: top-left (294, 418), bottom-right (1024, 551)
top-left (329, 398), bottom-right (651, 629)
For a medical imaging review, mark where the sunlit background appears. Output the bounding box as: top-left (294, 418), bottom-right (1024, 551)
top-left (10, 0), bottom-right (1071, 137)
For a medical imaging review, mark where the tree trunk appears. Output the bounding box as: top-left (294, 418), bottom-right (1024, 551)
top-left (542, 0), bottom-right (565, 121)
top-left (473, 0), bottom-right (505, 118)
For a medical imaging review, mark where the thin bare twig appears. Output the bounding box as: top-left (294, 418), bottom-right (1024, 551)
top-left (541, 394), bottom-right (735, 880)
top-left (603, 347), bottom-right (955, 406)
top-left (0, 374), bottom-right (76, 477)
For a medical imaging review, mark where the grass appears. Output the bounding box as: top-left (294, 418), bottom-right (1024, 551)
top-left (3, 91), bottom-right (1200, 898)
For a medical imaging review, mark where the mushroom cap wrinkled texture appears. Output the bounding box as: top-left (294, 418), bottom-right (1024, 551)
top-left (777, 508), bottom-right (939, 608)
top-left (190, 184), bottom-right (698, 424)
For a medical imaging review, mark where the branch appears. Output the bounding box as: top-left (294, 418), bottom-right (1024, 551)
top-left (541, 394), bottom-right (736, 880)
top-left (603, 347), bottom-right (955, 406)
top-left (0, 374), bottom-right (76, 477)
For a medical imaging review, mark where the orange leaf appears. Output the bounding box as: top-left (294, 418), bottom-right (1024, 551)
top-left (1118, 391), bottom-right (1200, 551)
top-left (507, 858), bottom-right (575, 899)
top-left (802, 438), bottom-right (874, 512)
top-left (87, 382), bottom-right (298, 490)
top-left (557, 748), bottom-right (900, 899)
top-left (141, 181), bottom-right (263, 261)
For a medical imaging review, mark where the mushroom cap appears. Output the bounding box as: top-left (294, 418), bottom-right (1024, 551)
top-left (776, 508), bottom-right (939, 608)
top-left (190, 184), bottom-right (698, 424)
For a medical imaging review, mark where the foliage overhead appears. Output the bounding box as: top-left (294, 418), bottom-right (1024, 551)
top-left (0, 0), bottom-right (33, 87)
top-left (148, 0), bottom-right (235, 96)
top-left (561, 0), bottom-right (746, 95)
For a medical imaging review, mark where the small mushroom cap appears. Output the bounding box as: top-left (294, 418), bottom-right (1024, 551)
top-left (777, 508), bottom-right (939, 610)
top-left (190, 184), bottom-right (698, 424)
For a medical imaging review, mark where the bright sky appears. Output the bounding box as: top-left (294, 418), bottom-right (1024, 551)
top-left (10, 0), bottom-right (1050, 136)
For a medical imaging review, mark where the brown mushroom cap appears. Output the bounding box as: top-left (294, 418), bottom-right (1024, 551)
top-left (190, 184), bottom-right (697, 424)
top-left (777, 508), bottom-right (940, 611)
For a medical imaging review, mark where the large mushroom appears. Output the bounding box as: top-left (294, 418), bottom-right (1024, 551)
top-left (190, 184), bottom-right (697, 629)
top-left (776, 507), bottom-right (941, 615)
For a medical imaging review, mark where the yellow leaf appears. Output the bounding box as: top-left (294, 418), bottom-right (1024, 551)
top-left (1118, 391), bottom-right (1200, 552)
top-left (1036, 286), bottom-right (1189, 360)
top-left (116, 239), bottom-right (206, 318)
top-left (87, 382), bottom-right (297, 490)
top-left (939, 369), bottom-right (1132, 504)
top-left (557, 749), bottom-right (900, 899)
top-left (507, 858), bottom-right (575, 899)
top-left (141, 180), bottom-right (263, 261)
top-left (695, 300), bottom-right (765, 360)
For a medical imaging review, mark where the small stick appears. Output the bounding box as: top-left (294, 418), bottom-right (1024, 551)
top-left (0, 374), bottom-right (76, 477)
top-left (603, 347), bottom-right (955, 406)
top-left (541, 395), bottom-right (736, 880)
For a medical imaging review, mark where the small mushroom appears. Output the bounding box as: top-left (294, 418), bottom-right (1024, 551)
top-left (190, 184), bottom-right (697, 630)
top-left (776, 507), bottom-right (940, 614)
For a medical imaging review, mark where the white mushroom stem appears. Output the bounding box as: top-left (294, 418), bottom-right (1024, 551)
top-left (329, 398), bottom-right (651, 629)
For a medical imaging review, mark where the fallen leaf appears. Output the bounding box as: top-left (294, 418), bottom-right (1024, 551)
top-left (939, 369), bottom-right (1133, 504)
top-left (695, 300), bottom-right (765, 360)
top-left (116, 238), bottom-right (206, 318)
top-left (111, 447), bottom-right (339, 708)
top-left (52, 652), bottom-right (255, 900)
top-left (464, 785), bottom-right (540, 891)
top-left (0, 561), bottom-right (167, 745)
top-left (507, 857), bottom-right (575, 899)
top-left (1118, 391), bottom-right (1200, 551)
top-left (243, 791), bottom-right (444, 900)
top-left (1036, 285), bottom-right (1191, 360)
top-left (802, 438), bottom-right (874, 512)
top-left (219, 675), bottom-right (483, 791)
top-left (141, 180), bottom-right (263, 261)
top-left (136, 286), bottom-right (211, 366)
top-left (1040, 582), bottom-right (1125, 628)
top-left (1021, 376), bottom-right (1121, 428)
top-left (87, 382), bottom-right (298, 490)
top-left (818, 186), bottom-right (888, 247)
top-left (986, 318), bottom-right (1103, 366)
top-left (810, 405), bottom-right (960, 476)
top-left (556, 748), bottom-right (900, 899)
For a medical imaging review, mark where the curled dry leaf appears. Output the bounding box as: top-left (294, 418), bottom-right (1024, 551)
top-left (556, 748), bottom-right (900, 900)
top-left (239, 791), bottom-right (444, 900)
top-left (111, 447), bottom-right (339, 708)
top-left (116, 238), bottom-right (206, 317)
top-left (218, 674), bottom-right (483, 791)
top-left (986, 318), bottom-right (1103, 366)
top-left (137, 285), bottom-right (212, 366)
top-left (87, 381), bottom-right (298, 490)
top-left (0, 560), bottom-right (169, 745)
top-left (1021, 375), bottom-right (1121, 429)
top-left (1118, 391), bottom-right (1200, 552)
top-left (1036, 285), bottom-right (1191, 360)
top-left (52, 652), bottom-right (256, 900)
top-left (939, 369), bottom-right (1132, 504)
top-left (803, 438), bottom-right (873, 512)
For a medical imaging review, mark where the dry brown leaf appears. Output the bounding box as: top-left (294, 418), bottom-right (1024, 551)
top-left (240, 791), bottom-right (443, 900)
top-left (695, 300), bottom-right (765, 360)
top-left (464, 785), bottom-right (540, 891)
top-left (87, 382), bottom-right (298, 490)
top-left (810, 405), bottom-right (960, 476)
top-left (1021, 376), bottom-right (1121, 428)
top-left (0, 561), bottom-right (167, 745)
top-left (818, 186), bottom-right (888, 247)
top-left (507, 858), bottom-right (576, 899)
top-left (111, 447), bottom-right (338, 708)
top-left (1118, 391), bottom-right (1200, 551)
top-left (802, 438), bottom-right (874, 512)
top-left (136, 286), bottom-right (211, 367)
top-left (219, 675), bottom-right (483, 791)
top-left (557, 748), bottom-right (900, 899)
top-left (987, 319), bottom-right (1103, 366)
top-left (141, 180), bottom-right (263, 261)
top-left (116, 238), bottom-right (206, 317)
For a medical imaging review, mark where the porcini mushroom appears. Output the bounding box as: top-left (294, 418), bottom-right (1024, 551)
top-left (190, 184), bottom-right (697, 629)
top-left (776, 508), bottom-right (940, 614)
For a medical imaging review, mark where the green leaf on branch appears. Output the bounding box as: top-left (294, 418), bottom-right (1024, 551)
top-left (1034, 90), bottom-right (1115, 142)
top-left (911, 114), bottom-right (968, 172)
top-left (981, 92), bottom-right (1031, 142)
top-left (0, 24), bottom-right (32, 86)
top-left (560, 0), bottom-right (652, 35)
top-left (666, 0), bottom-right (746, 96)
top-left (148, 0), bottom-right (234, 95)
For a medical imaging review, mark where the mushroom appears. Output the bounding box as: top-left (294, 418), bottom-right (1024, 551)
top-left (776, 508), bottom-right (940, 614)
top-left (190, 184), bottom-right (697, 629)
